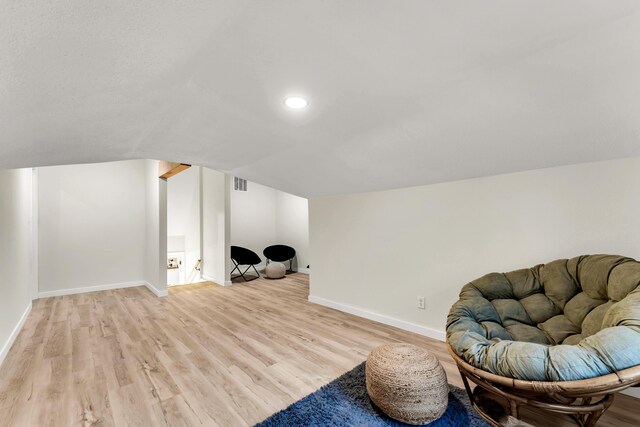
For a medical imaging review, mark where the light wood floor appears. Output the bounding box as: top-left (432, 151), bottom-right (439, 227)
top-left (0, 274), bottom-right (637, 426)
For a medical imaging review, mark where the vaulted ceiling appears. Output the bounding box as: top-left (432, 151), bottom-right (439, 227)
top-left (2, 1), bottom-right (639, 197)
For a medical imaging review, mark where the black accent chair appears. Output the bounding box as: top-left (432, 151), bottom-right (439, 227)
top-left (230, 246), bottom-right (261, 282)
top-left (263, 245), bottom-right (296, 272)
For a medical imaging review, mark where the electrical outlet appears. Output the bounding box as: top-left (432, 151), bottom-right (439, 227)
top-left (417, 296), bottom-right (425, 309)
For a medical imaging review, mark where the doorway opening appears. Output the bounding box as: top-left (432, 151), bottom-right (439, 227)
top-left (166, 165), bottom-right (202, 286)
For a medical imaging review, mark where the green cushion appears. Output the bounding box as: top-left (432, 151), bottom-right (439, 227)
top-left (447, 255), bottom-right (640, 381)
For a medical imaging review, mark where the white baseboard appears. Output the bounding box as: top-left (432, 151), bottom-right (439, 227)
top-left (144, 281), bottom-right (168, 297)
top-left (38, 280), bottom-right (146, 298)
top-left (295, 267), bottom-right (310, 274)
top-left (308, 295), bottom-right (445, 342)
top-left (201, 274), bottom-right (232, 286)
top-left (622, 388), bottom-right (640, 398)
top-left (0, 302), bottom-right (32, 367)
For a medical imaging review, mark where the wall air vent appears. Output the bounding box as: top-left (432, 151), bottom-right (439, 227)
top-left (234, 177), bottom-right (248, 191)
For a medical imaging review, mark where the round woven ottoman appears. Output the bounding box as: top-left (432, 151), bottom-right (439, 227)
top-left (366, 343), bottom-right (448, 425)
top-left (265, 262), bottom-right (286, 279)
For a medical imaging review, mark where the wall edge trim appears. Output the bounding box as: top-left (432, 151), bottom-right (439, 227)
top-left (143, 281), bottom-right (169, 297)
top-left (38, 280), bottom-right (146, 298)
top-left (0, 302), bottom-right (32, 367)
top-left (201, 274), bottom-right (232, 287)
top-left (308, 294), bottom-right (445, 342)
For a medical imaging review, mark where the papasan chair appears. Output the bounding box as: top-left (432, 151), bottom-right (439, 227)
top-left (447, 255), bottom-right (640, 427)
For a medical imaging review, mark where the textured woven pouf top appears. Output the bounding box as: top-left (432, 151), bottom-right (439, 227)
top-left (365, 343), bottom-right (449, 425)
top-left (265, 262), bottom-right (286, 279)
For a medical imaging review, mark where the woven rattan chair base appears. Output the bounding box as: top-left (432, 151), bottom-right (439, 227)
top-left (447, 344), bottom-right (640, 427)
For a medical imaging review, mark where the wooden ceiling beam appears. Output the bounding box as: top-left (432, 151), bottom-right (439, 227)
top-left (158, 161), bottom-right (191, 179)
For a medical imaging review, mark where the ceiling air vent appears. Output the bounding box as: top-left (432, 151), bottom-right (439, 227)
top-left (234, 177), bottom-right (248, 191)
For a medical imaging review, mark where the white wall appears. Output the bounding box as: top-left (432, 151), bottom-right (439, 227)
top-left (145, 159), bottom-right (167, 296)
top-left (276, 191), bottom-right (309, 270)
top-left (230, 181), bottom-right (277, 268)
top-left (167, 166), bottom-right (201, 283)
top-left (29, 169), bottom-right (39, 301)
top-left (38, 160), bottom-right (148, 296)
top-left (230, 180), bottom-right (309, 271)
top-left (309, 157), bottom-right (640, 340)
top-left (0, 168), bottom-right (34, 364)
top-left (202, 168), bottom-right (231, 285)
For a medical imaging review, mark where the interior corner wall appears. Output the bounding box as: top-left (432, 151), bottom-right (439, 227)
top-left (38, 160), bottom-right (148, 296)
top-left (0, 168), bottom-right (34, 365)
top-left (29, 168), bottom-right (39, 301)
top-left (230, 180), bottom-right (309, 271)
top-left (309, 157), bottom-right (640, 340)
top-left (145, 159), bottom-right (168, 296)
top-left (230, 181), bottom-right (277, 269)
top-left (202, 168), bottom-right (230, 285)
top-left (275, 191), bottom-right (309, 270)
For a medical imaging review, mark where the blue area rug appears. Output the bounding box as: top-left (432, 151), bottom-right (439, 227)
top-left (256, 362), bottom-right (489, 426)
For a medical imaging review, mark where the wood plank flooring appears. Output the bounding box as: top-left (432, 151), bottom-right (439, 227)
top-left (0, 274), bottom-right (637, 426)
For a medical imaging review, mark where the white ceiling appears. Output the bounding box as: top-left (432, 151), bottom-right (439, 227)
top-left (2, 1), bottom-right (639, 197)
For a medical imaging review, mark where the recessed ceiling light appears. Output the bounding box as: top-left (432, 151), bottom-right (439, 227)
top-left (284, 96), bottom-right (308, 109)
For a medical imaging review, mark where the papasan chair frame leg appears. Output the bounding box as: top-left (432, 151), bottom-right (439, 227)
top-left (571, 396), bottom-right (614, 427)
top-left (456, 365), bottom-right (616, 427)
